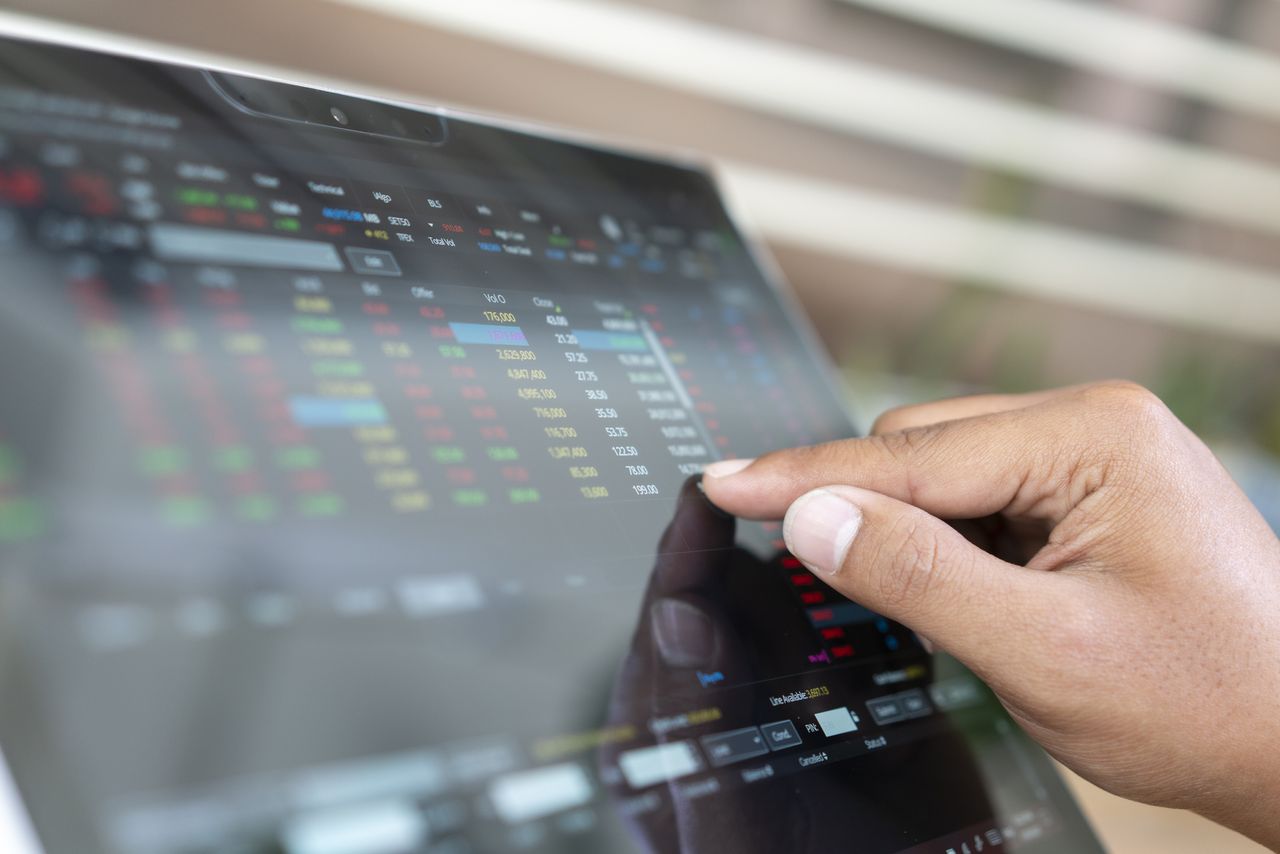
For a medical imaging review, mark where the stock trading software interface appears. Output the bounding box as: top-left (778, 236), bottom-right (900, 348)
top-left (0, 37), bottom-right (1099, 854)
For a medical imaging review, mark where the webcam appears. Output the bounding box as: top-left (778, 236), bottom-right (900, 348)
top-left (204, 71), bottom-right (447, 146)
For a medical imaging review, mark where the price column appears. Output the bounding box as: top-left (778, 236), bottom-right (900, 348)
top-left (636, 299), bottom-right (728, 471)
top-left (69, 266), bottom-right (196, 526)
top-left (416, 290), bottom-right (522, 509)
top-left (561, 297), bottom-right (716, 491)
top-left (143, 265), bottom-right (288, 524)
top-left (356, 280), bottom-right (431, 513)
top-left (524, 295), bottom-right (616, 502)
top-left (195, 268), bottom-right (286, 523)
top-left (286, 277), bottom-right (361, 518)
top-left (409, 291), bottom-right (479, 507)
top-left (451, 291), bottom-right (563, 505)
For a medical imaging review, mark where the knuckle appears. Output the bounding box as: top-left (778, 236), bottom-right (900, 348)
top-left (872, 422), bottom-right (940, 463)
top-left (866, 426), bottom-right (943, 503)
top-left (1075, 381), bottom-right (1179, 467)
top-left (896, 422), bottom-right (941, 455)
top-left (1083, 380), bottom-right (1171, 424)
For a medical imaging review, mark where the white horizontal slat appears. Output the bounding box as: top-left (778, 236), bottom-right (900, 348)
top-left (718, 161), bottom-right (1280, 345)
top-left (839, 0), bottom-right (1280, 121)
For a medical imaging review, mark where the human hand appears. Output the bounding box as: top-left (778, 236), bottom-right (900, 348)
top-left (702, 382), bottom-right (1280, 850)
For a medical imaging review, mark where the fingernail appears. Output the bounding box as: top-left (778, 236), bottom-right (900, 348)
top-left (703, 458), bottom-right (754, 478)
top-left (783, 488), bottom-right (863, 575)
top-left (650, 598), bottom-right (717, 669)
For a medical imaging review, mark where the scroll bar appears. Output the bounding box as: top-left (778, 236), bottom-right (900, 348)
top-left (638, 319), bottom-right (721, 466)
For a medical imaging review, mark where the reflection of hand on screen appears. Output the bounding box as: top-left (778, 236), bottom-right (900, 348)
top-left (601, 478), bottom-right (991, 853)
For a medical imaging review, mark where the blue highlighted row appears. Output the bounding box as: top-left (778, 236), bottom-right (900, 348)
top-left (290, 397), bottom-right (388, 428)
top-left (449, 322), bottom-right (529, 346)
top-left (571, 330), bottom-right (648, 352)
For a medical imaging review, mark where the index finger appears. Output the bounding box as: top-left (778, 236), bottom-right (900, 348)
top-left (701, 395), bottom-right (1101, 523)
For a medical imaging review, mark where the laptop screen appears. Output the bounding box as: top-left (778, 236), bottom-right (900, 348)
top-left (0, 36), bottom-right (1100, 854)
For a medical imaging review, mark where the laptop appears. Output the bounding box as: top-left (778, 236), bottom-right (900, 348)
top-left (0, 31), bottom-right (1103, 854)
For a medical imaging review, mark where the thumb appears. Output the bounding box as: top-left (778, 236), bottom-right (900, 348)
top-left (783, 485), bottom-right (1061, 677)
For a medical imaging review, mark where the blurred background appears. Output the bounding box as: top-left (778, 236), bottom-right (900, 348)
top-left (0, 0), bottom-right (1276, 850)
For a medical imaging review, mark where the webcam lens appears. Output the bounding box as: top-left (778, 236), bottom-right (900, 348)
top-left (329, 106), bottom-right (350, 126)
